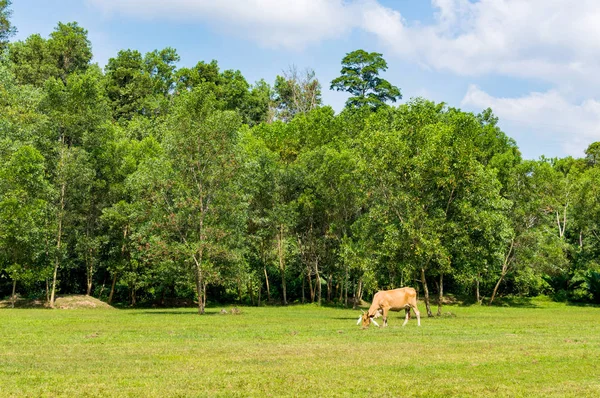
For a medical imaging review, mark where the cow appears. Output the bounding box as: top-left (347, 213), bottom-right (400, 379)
top-left (357, 287), bottom-right (421, 327)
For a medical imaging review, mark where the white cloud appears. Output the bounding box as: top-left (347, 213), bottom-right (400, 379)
top-left (88, 0), bottom-right (365, 49)
top-left (461, 85), bottom-right (600, 157)
top-left (367, 0), bottom-right (600, 90)
top-left (88, 0), bottom-right (600, 87)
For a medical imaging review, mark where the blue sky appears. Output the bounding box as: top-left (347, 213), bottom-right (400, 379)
top-left (10, 0), bottom-right (600, 160)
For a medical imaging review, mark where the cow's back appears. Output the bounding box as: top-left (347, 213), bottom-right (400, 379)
top-left (382, 287), bottom-right (417, 310)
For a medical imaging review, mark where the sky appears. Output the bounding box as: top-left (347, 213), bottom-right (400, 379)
top-left (9, 0), bottom-right (600, 160)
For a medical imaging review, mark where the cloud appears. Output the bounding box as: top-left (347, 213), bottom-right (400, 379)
top-left (88, 0), bottom-right (365, 49)
top-left (367, 0), bottom-right (600, 90)
top-left (461, 85), bottom-right (600, 157)
top-left (88, 0), bottom-right (600, 87)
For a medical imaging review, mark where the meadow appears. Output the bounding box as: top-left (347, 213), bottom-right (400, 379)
top-left (1, 298), bottom-right (599, 397)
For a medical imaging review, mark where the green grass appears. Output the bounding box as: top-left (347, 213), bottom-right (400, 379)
top-left (1, 298), bottom-right (599, 397)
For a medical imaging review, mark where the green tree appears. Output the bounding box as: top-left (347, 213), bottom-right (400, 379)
top-left (273, 66), bottom-right (321, 122)
top-left (104, 49), bottom-right (153, 121)
top-left (0, 0), bottom-right (16, 52)
top-left (40, 67), bottom-right (110, 306)
top-left (585, 141), bottom-right (600, 166)
top-left (48, 22), bottom-right (92, 82)
top-left (0, 145), bottom-right (52, 306)
top-left (8, 21), bottom-right (92, 86)
top-left (330, 49), bottom-right (401, 110)
top-left (130, 85), bottom-right (243, 314)
top-left (177, 60), bottom-right (270, 126)
top-left (8, 34), bottom-right (58, 86)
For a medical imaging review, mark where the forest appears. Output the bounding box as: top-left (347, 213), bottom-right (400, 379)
top-left (2, 7), bottom-right (600, 314)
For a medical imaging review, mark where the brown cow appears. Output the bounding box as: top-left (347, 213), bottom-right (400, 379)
top-left (357, 287), bottom-right (421, 327)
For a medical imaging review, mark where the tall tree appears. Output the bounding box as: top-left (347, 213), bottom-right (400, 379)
top-left (273, 66), bottom-right (321, 122)
top-left (8, 21), bottom-right (92, 86)
top-left (48, 22), bottom-right (92, 82)
top-left (0, 0), bottom-right (16, 52)
top-left (0, 145), bottom-right (52, 306)
top-left (130, 85), bottom-right (242, 314)
top-left (330, 50), bottom-right (401, 110)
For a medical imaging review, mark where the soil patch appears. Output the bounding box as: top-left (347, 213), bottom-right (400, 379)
top-left (0, 295), bottom-right (113, 309)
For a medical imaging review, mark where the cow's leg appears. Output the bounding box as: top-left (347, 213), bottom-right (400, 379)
top-left (382, 307), bottom-right (389, 327)
top-left (412, 304), bottom-right (421, 327)
top-left (402, 307), bottom-right (410, 326)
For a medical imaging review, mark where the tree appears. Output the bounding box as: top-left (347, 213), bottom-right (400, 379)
top-left (273, 66), bottom-right (321, 121)
top-left (40, 67), bottom-right (110, 306)
top-left (330, 50), bottom-right (401, 110)
top-left (48, 22), bottom-right (92, 82)
top-left (0, 0), bottom-right (16, 52)
top-left (130, 85), bottom-right (243, 314)
top-left (176, 60), bottom-right (269, 126)
top-left (585, 141), bottom-right (600, 167)
top-left (8, 22), bottom-right (92, 86)
top-left (8, 34), bottom-right (57, 86)
top-left (104, 49), bottom-right (152, 121)
top-left (0, 145), bottom-right (52, 307)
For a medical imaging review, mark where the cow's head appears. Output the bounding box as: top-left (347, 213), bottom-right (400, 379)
top-left (357, 311), bottom-right (379, 328)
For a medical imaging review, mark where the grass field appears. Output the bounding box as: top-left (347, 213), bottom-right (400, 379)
top-left (1, 298), bottom-right (599, 397)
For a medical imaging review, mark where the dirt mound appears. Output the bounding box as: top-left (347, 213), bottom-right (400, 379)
top-left (0, 295), bottom-right (113, 309)
top-left (53, 295), bottom-right (114, 309)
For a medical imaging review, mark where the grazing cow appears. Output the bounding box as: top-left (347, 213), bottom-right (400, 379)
top-left (357, 287), bottom-right (421, 327)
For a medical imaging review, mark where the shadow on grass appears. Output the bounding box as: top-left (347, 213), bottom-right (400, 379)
top-left (136, 310), bottom-right (219, 316)
top-left (447, 294), bottom-right (541, 308)
top-left (487, 296), bottom-right (540, 308)
top-left (565, 301), bottom-right (600, 308)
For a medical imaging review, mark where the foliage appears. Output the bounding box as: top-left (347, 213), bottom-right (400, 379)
top-left (1, 18), bottom-right (599, 308)
top-left (330, 49), bottom-right (401, 110)
top-left (0, 0), bottom-right (16, 52)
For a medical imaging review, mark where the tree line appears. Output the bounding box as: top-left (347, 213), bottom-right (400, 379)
top-left (1, 9), bottom-right (599, 313)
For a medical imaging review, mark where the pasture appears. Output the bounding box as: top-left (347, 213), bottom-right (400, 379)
top-left (1, 298), bottom-right (599, 397)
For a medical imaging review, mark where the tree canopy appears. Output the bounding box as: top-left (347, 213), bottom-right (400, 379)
top-left (330, 49), bottom-right (401, 110)
top-left (2, 17), bottom-right (600, 311)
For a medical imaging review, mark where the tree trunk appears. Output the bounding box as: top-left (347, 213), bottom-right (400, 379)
top-left (344, 263), bottom-right (349, 307)
top-left (280, 268), bottom-right (287, 306)
top-left (307, 271), bottom-right (315, 302)
top-left (315, 259), bottom-right (321, 306)
top-left (108, 225), bottom-right (128, 305)
top-left (193, 251), bottom-right (205, 315)
top-left (353, 279), bottom-right (362, 310)
top-left (489, 272), bottom-right (506, 306)
top-left (489, 239), bottom-right (514, 306)
top-left (108, 273), bottom-right (118, 305)
top-left (202, 281), bottom-right (207, 311)
top-left (50, 179), bottom-right (66, 308)
top-left (263, 265), bottom-right (271, 303)
top-left (301, 272), bottom-right (305, 304)
top-left (436, 273), bottom-right (443, 316)
top-left (476, 273), bottom-right (481, 305)
top-left (130, 286), bottom-right (136, 306)
top-left (277, 225), bottom-right (287, 305)
top-left (421, 267), bottom-right (433, 317)
top-left (257, 282), bottom-right (262, 306)
top-left (327, 273), bottom-right (332, 303)
top-left (86, 247), bottom-right (94, 296)
top-left (11, 278), bottom-right (17, 308)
